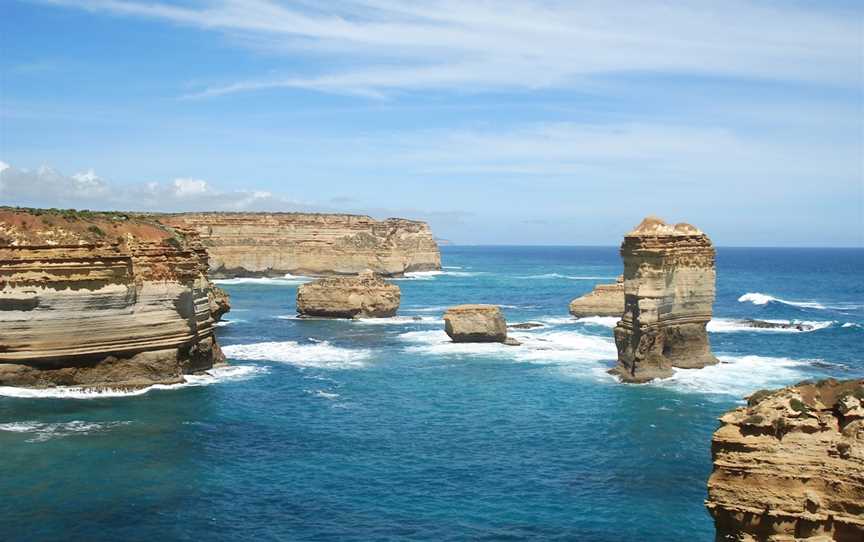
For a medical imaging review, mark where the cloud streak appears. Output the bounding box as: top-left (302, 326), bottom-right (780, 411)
top-left (38, 0), bottom-right (863, 98)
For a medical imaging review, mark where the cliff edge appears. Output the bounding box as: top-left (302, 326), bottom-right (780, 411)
top-left (159, 212), bottom-right (441, 277)
top-left (0, 208), bottom-right (225, 389)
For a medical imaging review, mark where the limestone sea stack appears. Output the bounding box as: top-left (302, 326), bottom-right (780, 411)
top-left (612, 216), bottom-right (719, 382)
top-left (569, 275), bottom-right (624, 317)
top-left (706, 379), bottom-right (864, 541)
top-left (0, 208), bottom-right (225, 389)
top-left (444, 305), bottom-right (510, 343)
top-left (159, 212), bottom-right (441, 278)
top-left (296, 270), bottom-right (400, 318)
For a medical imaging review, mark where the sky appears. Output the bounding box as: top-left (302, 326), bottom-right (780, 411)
top-left (1, 0), bottom-right (862, 246)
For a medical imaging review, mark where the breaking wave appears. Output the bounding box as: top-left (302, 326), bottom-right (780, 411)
top-left (652, 355), bottom-right (811, 398)
top-left (213, 274), bottom-right (311, 286)
top-left (223, 341), bottom-right (371, 369)
top-left (518, 273), bottom-right (617, 280)
top-left (738, 292), bottom-right (861, 311)
top-left (0, 365), bottom-right (267, 400)
top-left (707, 318), bottom-right (834, 333)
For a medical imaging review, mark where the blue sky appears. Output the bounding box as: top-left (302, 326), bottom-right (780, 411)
top-left (1, 0), bottom-right (862, 246)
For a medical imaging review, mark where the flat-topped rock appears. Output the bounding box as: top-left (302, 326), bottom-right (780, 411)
top-left (612, 216), bottom-right (719, 382)
top-left (706, 378), bottom-right (864, 541)
top-left (569, 275), bottom-right (624, 317)
top-left (444, 305), bottom-right (508, 343)
top-left (296, 270), bottom-right (400, 318)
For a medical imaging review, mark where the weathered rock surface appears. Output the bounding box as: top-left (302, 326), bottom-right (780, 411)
top-left (444, 305), bottom-right (508, 343)
top-left (706, 379), bottom-right (864, 541)
top-left (612, 217), bottom-right (719, 382)
top-left (569, 275), bottom-right (624, 317)
top-left (296, 270), bottom-right (400, 318)
top-left (0, 208), bottom-right (225, 389)
top-left (208, 284), bottom-right (231, 322)
top-left (159, 212), bottom-right (441, 277)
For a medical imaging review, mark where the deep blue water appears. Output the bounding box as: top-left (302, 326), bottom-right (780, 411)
top-left (1, 246), bottom-right (862, 541)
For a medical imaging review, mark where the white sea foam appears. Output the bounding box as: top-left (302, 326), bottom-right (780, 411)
top-left (394, 270), bottom-right (484, 280)
top-left (308, 390), bottom-right (340, 400)
top-left (738, 292), bottom-right (861, 311)
top-left (213, 274), bottom-right (311, 286)
top-left (842, 322), bottom-right (862, 329)
top-left (442, 266), bottom-right (463, 269)
top-left (653, 355), bottom-right (810, 397)
top-left (573, 316), bottom-right (619, 328)
top-left (707, 318), bottom-right (834, 333)
top-left (399, 328), bottom-right (617, 366)
top-left (0, 365), bottom-right (268, 400)
top-left (214, 319), bottom-right (246, 327)
top-left (223, 341), bottom-right (371, 369)
top-left (403, 306), bottom-right (449, 313)
top-left (0, 420), bottom-right (132, 443)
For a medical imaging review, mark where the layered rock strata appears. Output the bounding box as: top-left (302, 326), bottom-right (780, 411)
top-left (158, 212), bottom-right (441, 277)
top-left (612, 217), bottom-right (719, 382)
top-left (0, 209), bottom-right (225, 389)
top-left (706, 379), bottom-right (864, 541)
top-left (444, 305), bottom-right (509, 343)
top-left (296, 270), bottom-right (400, 318)
top-left (569, 275), bottom-right (625, 317)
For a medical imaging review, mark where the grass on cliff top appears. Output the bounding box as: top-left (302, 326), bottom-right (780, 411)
top-left (1, 206), bottom-right (132, 221)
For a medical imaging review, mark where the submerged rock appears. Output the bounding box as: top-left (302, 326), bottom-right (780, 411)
top-left (508, 322), bottom-right (544, 330)
top-left (568, 275), bottom-right (624, 317)
top-left (444, 305), bottom-right (508, 343)
top-left (742, 319), bottom-right (814, 332)
top-left (612, 217), bottom-right (719, 383)
top-left (0, 208), bottom-right (225, 390)
top-left (706, 378), bottom-right (864, 541)
top-left (296, 270), bottom-right (400, 318)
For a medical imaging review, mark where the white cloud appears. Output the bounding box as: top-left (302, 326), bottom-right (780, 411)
top-left (0, 162), bottom-right (309, 212)
top-left (38, 0), bottom-right (862, 98)
top-left (173, 177), bottom-right (209, 196)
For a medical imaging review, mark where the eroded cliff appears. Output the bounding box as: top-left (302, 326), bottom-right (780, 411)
top-left (569, 275), bottom-right (624, 318)
top-left (159, 212), bottom-right (441, 277)
top-left (0, 208), bottom-right (225, 389)
top-left (612, 216), bottom-right (718, 382)
top-left (706, 379), bottom-right (864, 541)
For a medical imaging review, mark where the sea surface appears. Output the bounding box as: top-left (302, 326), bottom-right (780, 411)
top-left (1, 246), bottom-right (862, 541)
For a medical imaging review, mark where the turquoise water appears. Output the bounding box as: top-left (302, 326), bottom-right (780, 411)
top-left (2, 247), bottom-right (862, 541)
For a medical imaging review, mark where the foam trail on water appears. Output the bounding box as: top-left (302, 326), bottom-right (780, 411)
top-left (353, 316), bottom-right (440, 325)
top-left (738, 292), bottom-right (861, 311)
top-left (707, 318), bottom-right (834, 333)
top-left (394, 270), bottom-right (485, 280)
top-left (519, 273), bottom-right (617, 280)
top-left (0, 420), bottom-right (132, 443)
top-left (223, 341), bottom-right (371, 369)
top-left (573, 316), bottom-right (619, 328)
top-left (0, 365), bottom-right (267, 400)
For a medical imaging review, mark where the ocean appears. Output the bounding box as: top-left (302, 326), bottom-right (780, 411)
top-left (1, 246), bottom-right (862, 541)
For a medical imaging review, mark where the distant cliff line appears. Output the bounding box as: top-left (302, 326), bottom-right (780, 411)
top-left (157, 212), bottom-right (441, 278)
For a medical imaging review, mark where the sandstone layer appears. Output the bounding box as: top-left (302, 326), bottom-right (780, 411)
top-left (444, 305), bottom-right (508, 343)
top-left (0, 208), bottom-right (225, 389)
top-left (612, 217), bottom-right (719, 382)
top-left (296, 270), bottom-right (400, 318)
top-left (159, 212), bottom-right (441, 277)
top-left (569, 275), bottom-right (625, 317)
top-left (706, 379), bottom-right (864, 541)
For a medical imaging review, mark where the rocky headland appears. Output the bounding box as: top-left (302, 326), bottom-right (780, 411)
top-left (0, 208), bottom-right (225, 389)
top-left (612, 216), bottom-right (719, 382)
top-left (706, 378), bottom-right (864, 541)
top-left (444, 305), bottom-right (515, 344)
top-left (296, 270), bottom-right (400, 318)
top-left (569, 275), bottom-right (624, 318)
top-left (158, 212), bottom-right (441, 278)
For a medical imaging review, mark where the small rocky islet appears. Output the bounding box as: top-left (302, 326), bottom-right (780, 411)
top-left (0, 207), bottom-right (860, 540)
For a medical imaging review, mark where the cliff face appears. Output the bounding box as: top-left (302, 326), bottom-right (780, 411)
top-left (612, 217), bottom-right (718, 382)
top-left (569, 275), bottom-right (624, 318)
top-left (159, 213), bottom-right (441, 277)
top-left (0, 209), bottom-right (224, 389)
top-left (706, 379), bottom-right (864, 541)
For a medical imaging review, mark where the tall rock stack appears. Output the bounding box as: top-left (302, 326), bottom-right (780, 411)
top-left (611, 216), bottom-right (718, 383)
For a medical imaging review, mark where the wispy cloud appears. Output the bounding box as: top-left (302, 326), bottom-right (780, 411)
top-left (37, 0), bottom-right (863, 98)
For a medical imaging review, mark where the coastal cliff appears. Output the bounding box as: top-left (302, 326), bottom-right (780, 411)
top-left (569, 275), bottom-right (624, 317)
top-left (612, 216), bottom-right (718, 382)
top-left (706, 379), bottom-right (864, 541)
top-left (159, 212), bottom-right (441, 277)
top-left (0, 208), bottom-right (225, 389)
